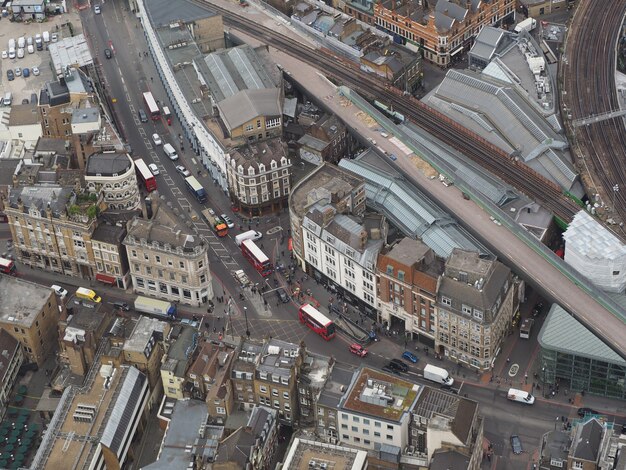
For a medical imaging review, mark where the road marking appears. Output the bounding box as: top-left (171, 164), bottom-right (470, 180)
top-left (171, 188), bottom-right (183, 196)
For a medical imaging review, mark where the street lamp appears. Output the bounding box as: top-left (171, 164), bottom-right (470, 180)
top-left (243, 306), bottom-right (250, 339)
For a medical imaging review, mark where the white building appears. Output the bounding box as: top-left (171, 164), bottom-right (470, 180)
top-left (301, 204), bottom-right (385, 310)
top-left (563, 211), bottom-right (626, 293)
top-left (8, 103), bottom-right (43, 145)
top-left (84, 152), bottom-right (140, 211)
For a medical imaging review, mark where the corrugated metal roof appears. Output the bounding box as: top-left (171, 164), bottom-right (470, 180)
top-left (538, 304), bottom-right (626, 364)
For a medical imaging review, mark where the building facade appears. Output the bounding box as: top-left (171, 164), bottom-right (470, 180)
top-left (435, 249), bottom-right (518, 370)
top-left (85, 152), bottom-right (141, 211)
top-left (0, 329), bottom-right (24, 421)
top-left (124, 201), bottom-right (213, 306)
top-left (226, 139), bottom-right (292, 215)
top-left (6, 185), bottom-right (99, 279)
top-left (0, 277), bottom-right (61, 366)
top-left (377, 239), bottom-right (443, 347)
top-left (160, 325), bottom-right (198, 399)
top-left (373, 0), bottom-right (515, 67)
top-left (91, 220), bottom-right (131, 289)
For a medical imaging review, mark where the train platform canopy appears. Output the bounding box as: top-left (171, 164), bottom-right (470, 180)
top-left (339, 155), bottom-right (493, 260)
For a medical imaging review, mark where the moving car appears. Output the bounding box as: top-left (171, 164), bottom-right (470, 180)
top-left (148, 163), bottom-right (160, 175)
top-left (577, 407), bottom-right (600, 418)
top-left (94, 4), bottom-right (101, 13)
top-left (113, 301), bottom-right (130, 311)
top-left (220, 214), bottom-right (234, 228)
top-left (276, 288), bottom-right (290, 303)
top-left (510, 435), bottom-right (522, 454)
top-left (388, 359), bottom-right (408, 372)
top-left (104, 48), bottom-right (112, 59)
top-left (175, 165), bottom-right (191, 177)
top-left (152, 133), bottom-right (162, 146)
top-left (349, 343), bottom-right (368, 357)
top-left (51, 285), bottom-right (68, 299)
top-left (138, 109), bottom-right (148, 122)
top-left (402, 351), bottom-right (418, 363)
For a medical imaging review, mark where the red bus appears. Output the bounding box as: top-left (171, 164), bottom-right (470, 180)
top-left (134, 158), bottom-right (157, 192)
top-left (0, 257), bottom-right (16, 275)
top-left (142, 91), bottom-right (160, 121)
top-left (299, 304), bottom-right (336, 340)
top-left (241, 239), bottom-right (272, 277)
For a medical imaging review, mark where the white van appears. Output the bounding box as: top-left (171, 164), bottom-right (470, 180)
top-left (507, 388), bottom-right (535, 405)
top-left (17, 37), bottom-right (25, 49)
top-left (27, 44), bottom-right (34, 54)
top-left (43, 31), bottom-right (50, 43)
top-left (235, 230), bottom-right (263, 246)
top-left (163, 143), bottom-right (178, 161)
top-left (8, 47), bottom-right (15, 59)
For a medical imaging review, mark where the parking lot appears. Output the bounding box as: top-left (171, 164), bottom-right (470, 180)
top-left (0, 12), bottom-right (82, 104)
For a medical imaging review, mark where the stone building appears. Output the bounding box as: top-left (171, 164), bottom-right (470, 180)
top-left (84, 152), bottom-right (141, 211)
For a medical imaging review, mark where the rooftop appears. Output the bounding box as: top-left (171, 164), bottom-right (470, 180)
top-left (161, 325), bottom-right (198, 377)
top-left (85, 152), bottom-right (132, 177)
top-left (8, 185), bottom-right (74, 219)
top-left (381, 238), bottom-right (444, 278)
top-left (564, 211), bottom-right (626, 261)
top-left (318, 364), bottom-right (357, 409)
top-left (0, 277), bottom-right (54, 327)
top-left (230, 138), bottom-right (288, 168)
top-left (258, 338), bottom-right (300, 378)
top-left (217, 88), bottom-right (282, 132)
top-left (144, 0), bottom-right (217, 28)
top-left (8, 103), bottom-right (40, 126)
top-left (91, 222), bottom-right (126, 246)
top-left (571, 418), bottom-right (604, 462)
top-left (48, 37), bottom-right (94, 76)
top-left (40, 366), bottom-right (147, 470)
top-left (143, 398), bottom-right (214, 469)
top-left (339, 367), bottom-right (420, 422)
top-left (538, 304), bottom-right (626, 365)
top-left (429, 449), bottom-right (472, 470)
top-left (411, 386), bottom-right (477, 444)
top-left (299, 351), bottom-right (333, 392)
top-left (34, 137), bottom-right (70, 155)
top-left (71, 107), bottom-right (100, 125)
top-left (281, 437), bottom-right (368, 470)
top-left (65, 296), bottom-right (107, 332)
top-left (290, 163), bottom-right (363, 219)
top-left (124, 316), bottom-right (169, 354)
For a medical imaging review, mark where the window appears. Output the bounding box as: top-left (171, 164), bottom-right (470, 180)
top-left (387, 424), bottom-right (394, 430)
top-left (398, 271), bottom-right (405, 281)
top-left (386, 434), bottom-right (393, 440)
top-left (183, 289), bottom-right (191, 299)
top-left (386, 265), bottom-right (394, 275)
top-left (374, 432), bottom-right (380, 437)
top-left (364, 439), bottom-right (371, 445)
top-left (341, 424), bottom-right (348, 429)
top-left (351, 426), bottom-right (358, 432)
top-left (473, 309), bottom-right (483, 320)
top-left (572, 463), bottom-right (583, 470)
top-left (283, 391), bottom-right (289, 399)
top-left (272, 389), bottom-right (278, 397)
top-left (273, 400), bottom-right (280, 408)
top-left (462, 304), bottom-right (472, 315)
top-left (266, 117), bottom-right (281, 129)
top-left (216, 407), bottom-right (226, 415)
top-left (441, 296), bottom-right (452, 306)
top-left (179, 261), bottom-right (185, 269)
top-left (259, 385), bottom-right (267, 393)
top-left (363, 418), bottom-right (370, 425)
top-left (374, 421), bottom-right (381, 428)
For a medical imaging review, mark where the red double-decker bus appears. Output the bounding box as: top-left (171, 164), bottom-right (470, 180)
top-left (134, 158), bottom-right (157, 192)
top-left (299, 304), bottom-right (336, 340)
top-left (142, 91), bottom-right (160, 121)
top-left (241, 239), bottom-right (272, 277)
top-left (0, 257), bottom-right (16, 276)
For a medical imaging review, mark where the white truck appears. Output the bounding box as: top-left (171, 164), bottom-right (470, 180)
top-left (514, 17), bottom-right (537, 33)
top-left (234, 230), bottom-right (263, 247)
top-left (423, 364), bottom-right (454, 386)
top-left (507, 388), bottom-right (535, 405)
top-left (133, 296), bottom-right (177, 318)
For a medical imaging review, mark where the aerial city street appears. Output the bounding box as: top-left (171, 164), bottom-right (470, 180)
top-left (0, 0), bottom-right (625, 468)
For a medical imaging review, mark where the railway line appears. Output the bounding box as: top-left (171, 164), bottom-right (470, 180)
top-left (197, 0), bottom-right (581, 222)
top-left (563, 1), bottom-right (626, 231)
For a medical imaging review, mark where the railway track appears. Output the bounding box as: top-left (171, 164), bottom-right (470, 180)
top-left (563, 1), bottom-right (626, 230)
top-left (200, 0), bottom-right (581, 221)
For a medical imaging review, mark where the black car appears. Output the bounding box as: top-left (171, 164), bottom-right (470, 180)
top-left (382, 365), bottom-right (401, 375)
top-left (113, 301), bottom-right (130, 311)
top-left (138, 109), bottom-right (148, 123)
top-left (7, 69), bottom-right (14, 81)
top-left (510, 435), bottom-right (523, 454)
top-left (104, 48), bottom-right (112, 59)
top-left (276, 288), bottom-right (289, 303)
top-left (388, 359), bottom-right (409, 373)
top-left (577, 407), bottom-right (600, 417)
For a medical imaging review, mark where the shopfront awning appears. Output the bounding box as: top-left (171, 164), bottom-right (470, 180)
top-left (96, 273), bottom-right (116, 285)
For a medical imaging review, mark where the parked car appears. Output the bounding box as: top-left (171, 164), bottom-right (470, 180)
top-left (148, 163), bottom-right (160, 175)
top-left (349, 343), bottom-right (368, 357)
top-left (94, 4), bottom-right (101, 13)
top-left (388, 358), bottom-right (409, 372)
top-left (152, 133), bottom-right (162, 146)
top-left (220, 214), bottom-right (234, 228)
top-left (113, 301), bottom-right (130, 311)
top-left (138, 109), bottom-right (148, 122)
top-left (27, 44), bottom-right (34, 54)
top-left (175, 165), bottom-right (191, 177)
top-left (402, 351), bottom-right (418, 363)
top-left (577, 407), bottom-right (600, 418)
top-left (104, 48), bottom-right (112, 59)
top-left (32, 66), bottom-right (39, 76)
top-left (51, 285), bottom-right (68, 299)
top-left (276, 288), bottom-right (290, 303)
top-left (510, 435), bottom-right (523, 455)
top-left (22, 67), bottom-right (29, 78)
top-left (1, 50), bottom-right (7, 59)
top-left (6, 69), bottom-right (14, 81)
top-left (382, 365), bottom-right (401, 375)
top-left (14, 67), bottom-right (21, 77)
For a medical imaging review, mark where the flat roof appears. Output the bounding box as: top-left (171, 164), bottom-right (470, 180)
top-left (144, 0), bottom-right (216, 28)
top-left (339, 367), bottom-right (420, 422)
top-left (281, 438), bottom-right (368, 470)
top-left (85, 152), bottom-right (132, 177)
top-left (0, 277), bottom-right (54, 327)
top-left (124, 316), bottom-right (168, 353)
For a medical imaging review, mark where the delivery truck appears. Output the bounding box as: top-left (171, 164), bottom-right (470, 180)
top-left (234, 230), bottom-right (263, 247)
top-left (133, 296), bottom-right (177, 318)
top-left (514, 17), bottom-right (537, 33)
top-left (75, 287), bottom-right (102, 303)
top-left (507, 388), bottom-right (535, 405)
top-left (423, 364), bottom-right (454, 386)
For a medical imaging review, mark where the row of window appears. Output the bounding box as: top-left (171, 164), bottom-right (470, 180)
top-left (134, 278), bottom-right (193, 299)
